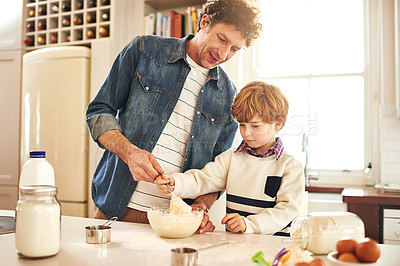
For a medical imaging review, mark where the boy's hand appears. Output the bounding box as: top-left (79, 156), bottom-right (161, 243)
top-left (155, 174), bottom-right (175, 194)
top-left (221, 213), bottom-right (246, 233)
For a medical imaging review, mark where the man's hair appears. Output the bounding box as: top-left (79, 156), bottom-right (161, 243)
top-left (197, 0), bottom-right (262, 47)
top-left (231, 81), bottom-right (289, 128)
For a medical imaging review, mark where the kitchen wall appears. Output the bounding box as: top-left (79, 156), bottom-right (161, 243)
top-left (380, 0), bottom-right (400, 184)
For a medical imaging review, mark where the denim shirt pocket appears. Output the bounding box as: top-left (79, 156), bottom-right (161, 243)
top-left (127, 74), bottom-right (164, 115)
top-left (196, 109), bottom-right (228, 148)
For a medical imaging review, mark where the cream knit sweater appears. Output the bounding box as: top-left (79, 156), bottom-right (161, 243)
top-left (173, 147), bottom-right (305, 234)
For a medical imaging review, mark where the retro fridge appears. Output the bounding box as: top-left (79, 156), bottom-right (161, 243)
top-left (21, 46), bottom-right (90, 216)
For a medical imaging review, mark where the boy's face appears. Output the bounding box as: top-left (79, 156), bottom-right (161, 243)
top-left (188, 15), bottom-right (246, 69)
top-left (239, 114), bottom-right (283, 155)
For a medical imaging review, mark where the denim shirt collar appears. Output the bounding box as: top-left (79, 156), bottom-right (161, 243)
top-left (172, 34), bottom-right (220, 85)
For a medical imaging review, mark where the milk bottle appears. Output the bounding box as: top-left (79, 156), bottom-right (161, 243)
top-left (19, 151), bottom-right (55, 187)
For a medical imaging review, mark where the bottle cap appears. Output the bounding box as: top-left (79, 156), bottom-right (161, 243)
top-left (30, 151), bottom-right (46, 158)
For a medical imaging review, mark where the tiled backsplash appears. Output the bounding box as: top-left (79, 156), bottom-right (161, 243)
top-left (380, 104), bottom-right (400, 184)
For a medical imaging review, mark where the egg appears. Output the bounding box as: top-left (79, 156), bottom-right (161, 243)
top-left (309, 258), bottom-right (324, 266)
top-left (338, 252), bottom-right (360, 263)
top-left (336, 238), bottom-right (358, 255)
top-left (355, 238), bottom-right (381, 263)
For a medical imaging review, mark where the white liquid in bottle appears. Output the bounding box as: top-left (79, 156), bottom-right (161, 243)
top-left (15, 185), bottom-right (61, 258)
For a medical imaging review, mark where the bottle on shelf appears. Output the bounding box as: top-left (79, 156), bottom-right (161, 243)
top-left (37, 36), bottom-right (46, 45)
top-left (38, 21), bottom-right (46, 30)
top-left (28, 9), bottom-right (35, 17)
top-left (51, 4), bottom-right (59, 13)
top-left (62, 17), bottom-right (71, 27)
top-left (101, 0), bottom-right (110, 5)
top-left (87, 29), bottom-right (95, 39)
top-left (101, 10), bottom-right (110, 21)
top-left (86, 14), bottom-right (96, 23)
top-left (76, 0), bottom-right (83, 9)
top-left (99, 26), bottom-right (109, 37)
top-left (24, 37), bottom-right (34, 46)
top-left (38, 6), bottom-right (47, 16)
top-left (61, 2), bottom-right (71, 12)
top-left (19, 151), bottom-right (55, 187)
top-left (76, 32), bottom-right (83, 40)
top-left (26, 22), bottom-right (35, 32)
top-left (73, 16), bottom-right (83, 25)
top-left (88, 0), bottom-right (97, 8)
top-left (67, 34), bottom-right (71, 42)
top-left (50, 35), bottom-right (58, 43)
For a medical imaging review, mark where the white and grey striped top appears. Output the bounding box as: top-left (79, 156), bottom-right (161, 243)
top-left (127, 55), bottom-right (210, 212)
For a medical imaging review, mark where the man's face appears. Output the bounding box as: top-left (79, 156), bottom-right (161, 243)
top-left (189, 16), bottom-right (246, 69)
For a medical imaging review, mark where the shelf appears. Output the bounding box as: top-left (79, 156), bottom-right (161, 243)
top-left (145, 0), bottom-right (204, 10)
top-left (24, 0), bottom-right (111, 50)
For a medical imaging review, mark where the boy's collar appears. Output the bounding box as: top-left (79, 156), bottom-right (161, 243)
top-left (235, 137), bottom-right (284, 160)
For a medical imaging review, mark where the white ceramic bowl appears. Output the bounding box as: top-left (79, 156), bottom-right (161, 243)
top-left (327, 251), bottom-right (380, 265)
top-left (147, 207), bottom-right (203, 239)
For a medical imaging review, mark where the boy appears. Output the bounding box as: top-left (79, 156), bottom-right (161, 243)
top-left (156, 81), bottom-right (305, 235)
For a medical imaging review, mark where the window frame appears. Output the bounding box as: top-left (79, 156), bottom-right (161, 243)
top-left (226, 0), bottom-right (381, 185)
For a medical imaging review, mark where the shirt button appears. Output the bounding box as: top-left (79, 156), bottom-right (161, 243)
top-left (201, 89), bottom-right (204, 93)
top-left (211, 118), bottom-right (215, 122)
top-left (150, 141), bottom-right (153, 144)
top-left (161, 119), bottom-right (165, 123)
top-left (197, 111), bottom-right (200, 115)
top-left (191, 135), bottom-right (194, 139)
top-left (145, 86), bottom-right (149, 90)
top-left (172, 97), bottom-right (176, 101)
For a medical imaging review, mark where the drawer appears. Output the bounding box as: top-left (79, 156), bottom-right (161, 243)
top-left (384, 209), bottom-right (400, 218)
top-left (383, 217), bottom-right (400, 241)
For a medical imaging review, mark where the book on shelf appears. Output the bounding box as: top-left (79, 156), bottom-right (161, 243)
top-left (144, 6), bottom-right (202, 38)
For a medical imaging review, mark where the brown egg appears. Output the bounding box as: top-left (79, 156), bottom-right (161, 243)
top-left (294, 262), bottom-right (310, 266)
top-left (336, 238), bottom-right (358, 255)
top-left (338, 252), bottom-right (360, 263)
top-left (355, 238), bottom-right (381, 263)
top-left (309, 258), bottom-right (324, 266)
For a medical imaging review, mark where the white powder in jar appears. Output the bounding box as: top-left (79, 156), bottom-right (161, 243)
top-left (291, 212), bottom-right (365, 255)
top-left (15, 194), bottom-right (61, 257)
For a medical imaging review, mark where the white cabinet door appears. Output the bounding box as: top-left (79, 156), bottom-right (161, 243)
top-left (0, 0), bottom-right (22, 50)
top-left (0, 50), bottom-right (21, 210)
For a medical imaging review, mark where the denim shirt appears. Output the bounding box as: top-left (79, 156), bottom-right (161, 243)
top-left (86, 34), bottom-right (238, 219)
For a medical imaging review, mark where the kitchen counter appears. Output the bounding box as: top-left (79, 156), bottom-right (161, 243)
top-left (1, 210), bottom-right (400, 265)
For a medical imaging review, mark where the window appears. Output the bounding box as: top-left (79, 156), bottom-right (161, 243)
top-left (257, 0), bottom-right (366, 175)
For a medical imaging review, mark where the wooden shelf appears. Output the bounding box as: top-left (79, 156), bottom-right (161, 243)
top-left (145, 0), bottom-right (204, 10)
top-left (23, 0), bottom-right (111, 50)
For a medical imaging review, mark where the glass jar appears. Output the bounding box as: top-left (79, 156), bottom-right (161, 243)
top-left (290, 212), bottom-right (365, 255)
top-left (15, 185), bottom-right (61, 258)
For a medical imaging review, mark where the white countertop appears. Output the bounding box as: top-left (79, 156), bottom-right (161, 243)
top-left (1, 210), bottom-right (399, 266)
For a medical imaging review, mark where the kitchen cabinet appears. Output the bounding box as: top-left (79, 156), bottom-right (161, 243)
top-left (0, 50), bottom-right (22, 210)
top-left (342, 187), bottom-right (400, 243)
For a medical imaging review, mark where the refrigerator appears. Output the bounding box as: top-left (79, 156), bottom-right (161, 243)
top-left (21, 46), bottom-right (90, 217)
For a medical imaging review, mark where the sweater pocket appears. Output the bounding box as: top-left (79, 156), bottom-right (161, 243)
top-left (264, 176), bottom-right (282, 198)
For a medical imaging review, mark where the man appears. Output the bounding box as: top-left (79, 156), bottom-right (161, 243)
top-left (86, 0), bottom-right (262, 233)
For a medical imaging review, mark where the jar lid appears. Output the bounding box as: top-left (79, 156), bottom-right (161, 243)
top-left (30, 151), bottom-right (46, 158)
top-left (20, 185), bottom-right (57, 195)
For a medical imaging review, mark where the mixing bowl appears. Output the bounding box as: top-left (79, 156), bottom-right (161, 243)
top-left (147, 207), bottom-right (203, 238)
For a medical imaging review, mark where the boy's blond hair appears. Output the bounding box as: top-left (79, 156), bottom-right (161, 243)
top-left (231, 81), bottom-right (289, 129)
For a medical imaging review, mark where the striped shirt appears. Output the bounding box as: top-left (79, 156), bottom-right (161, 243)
top-left (235, 137), bottom-right (284, 159)
top-left (127, 55), bottom-right (210, 212)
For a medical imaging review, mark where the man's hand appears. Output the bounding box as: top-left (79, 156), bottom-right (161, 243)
top-left (98, 129), bottom-right (164, 182)
top-left (125, 148), bottom-right (164, 182)
top-left (221, 213), bottom-right (246, 233)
